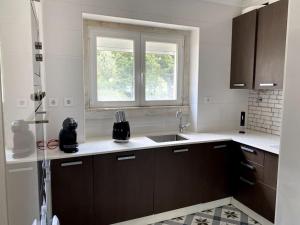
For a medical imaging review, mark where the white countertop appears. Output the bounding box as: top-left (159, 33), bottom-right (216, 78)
top-left (5, 130), bottom-right (280, 164)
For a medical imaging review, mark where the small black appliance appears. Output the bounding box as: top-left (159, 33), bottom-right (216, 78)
top-left (239, 111), bottom-right (246, 134)
top-left (112, 111), bottom-right (130, 143)
top-left (59, 117), bottom-right (78, 153)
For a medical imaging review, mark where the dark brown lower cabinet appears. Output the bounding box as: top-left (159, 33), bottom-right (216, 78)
top-left (93, 150), bottom-right (154, 225)
top-left (235, 179), bottom-right (276, 222)
top-left (50, 141), bottom-right (278, 224)
top-left (233, 144), bottom-right (279, 223)
top-left (154, 142), bottom-right (232, 214)
top-left (202, 142), bottom-right (232, 202)
top-left (154, 145), bottom-right (204, 213)
top-left (51, 157), bottom-right (93, 225)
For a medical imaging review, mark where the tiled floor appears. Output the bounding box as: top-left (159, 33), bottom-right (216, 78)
top-left (151, 204), bottom-right (261, 225)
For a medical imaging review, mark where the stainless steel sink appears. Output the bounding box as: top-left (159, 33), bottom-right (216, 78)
top-left (147, 134), bottom-right (188, 143)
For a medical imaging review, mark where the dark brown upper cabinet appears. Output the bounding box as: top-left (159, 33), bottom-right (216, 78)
top-left (255, 0), bottom-right (288, 89)
top-left (230, 10), bottom-right (257, 89)
top-left (230, 0), bottom-right (288, 90)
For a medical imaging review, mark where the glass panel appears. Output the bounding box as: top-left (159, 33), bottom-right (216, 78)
top-left (145, 41), bottom-right (177, 101)
top-left (96, 37), bottom-right (135, 102)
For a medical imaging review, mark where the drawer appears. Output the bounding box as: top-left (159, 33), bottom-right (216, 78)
top-left (240, 160), bottom-right (264, 182)
top-left (239, 144), bottom-right (265, 165)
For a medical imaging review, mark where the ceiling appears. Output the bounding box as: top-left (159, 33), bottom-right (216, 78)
top-left (202, 0), bottom-right (269, 7)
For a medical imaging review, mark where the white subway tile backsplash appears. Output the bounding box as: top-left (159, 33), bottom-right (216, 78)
top-left (247, 90), bottom-right (284, 135)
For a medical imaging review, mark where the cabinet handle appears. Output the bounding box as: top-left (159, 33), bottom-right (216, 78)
top-left (117, 155), bottom-right (136, 161)
top-left (240, 161), bottom-right (255, 170)
top-left (240, 176), bottom-right (255, 186)
top-left (8, 167), bottom-right (34, 173)
top-left (61, 161), bottom-right (83, 167)
top-left (233, 83), bottom-right (246, 87)
top-left (241, 146), bottom-right (256, 154)
top-left (259, 83), bottom-right (276, 87)
top-left (173, 149), bottom-right (189, 153)
top-left (214, 144), bottom-right (227, 149)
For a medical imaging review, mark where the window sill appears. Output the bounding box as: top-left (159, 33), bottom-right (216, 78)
top-left (85, 105), bottom-right (190, 120)
top-left (86, 105), bottom-right (190, 112)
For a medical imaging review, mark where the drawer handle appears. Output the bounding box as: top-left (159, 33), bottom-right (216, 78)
top-left (214, 144), bottom-right (227, 149)
top-left (8, 167), bottom-right (34, 173)
top-left (240, 161), bottom-right (255, 170)
top-left (259, 83), bottom-right (277, 87)
top-left (240, 176), bottom-right (255, 186)
top-left (241, 146), bottom-right (256, 153)
top-left (233, 83), bottom-right (246, 87)
top-left (173, 149), bottom-right (189, 153)
top-left (117, 155), bottom-right (136, 161)
top-left (61, 161), bottom-right (83, 167)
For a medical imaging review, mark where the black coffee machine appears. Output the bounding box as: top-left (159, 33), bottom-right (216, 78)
top-left (112, 111), bottom-right (130, 143)
top-left (59, 118), bottom-right (78, 153)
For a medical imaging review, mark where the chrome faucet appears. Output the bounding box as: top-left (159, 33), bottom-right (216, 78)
top-left (176, 110), bottom-right (190, 133)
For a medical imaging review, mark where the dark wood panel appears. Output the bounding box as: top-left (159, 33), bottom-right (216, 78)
top-left (262, 184), bottom-right (277, 222)
top-left (202, 142), bottom-right (232, 202)
top-left (264, 152), bottom-right (279, 189)
top-left (93, 150), bottom-right (154, 225)
top-left (255, 0), bottom-right (288, 89)
top-left (51, 157), bottom-right (93, 225)
top-left (230, 10), bottom-right (257, 89)
top-left (154, 145), bottom-right (204, 213)
top-left (239, 144), bottom-right (265, 166)
top-left (239, 160), bottom-right (264, 182)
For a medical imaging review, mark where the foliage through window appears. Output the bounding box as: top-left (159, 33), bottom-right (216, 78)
top-left (88, 27), bottom-right (184, 108)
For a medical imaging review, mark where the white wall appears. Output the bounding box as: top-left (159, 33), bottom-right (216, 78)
top-left (43, 0), bottom-right (248, 141)
top-left (0, 0), bottom-right (36, 148)
top-left (276, 0), bottom-right (300, 224)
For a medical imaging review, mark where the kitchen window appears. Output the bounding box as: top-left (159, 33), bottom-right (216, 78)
top-left (88, 27), bottom-right (184, 108)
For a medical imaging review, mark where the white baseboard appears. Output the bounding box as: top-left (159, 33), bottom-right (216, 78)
top-left (112, 197), bottom-right (231, 225)
top-left (230, 197), bottom-right (274, 225)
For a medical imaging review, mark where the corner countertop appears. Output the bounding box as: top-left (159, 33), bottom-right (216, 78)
top-left (5, 130), bottom-right (280, 164)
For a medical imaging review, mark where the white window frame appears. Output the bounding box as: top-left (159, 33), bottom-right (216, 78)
top-left (88, 27), bottom-right (184, 108)
top-left (141, 33), bottom-right (184, 106)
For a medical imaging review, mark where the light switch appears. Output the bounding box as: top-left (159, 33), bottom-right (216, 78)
top-left (48, 98), bottom-right (58, 107)
top-left (64, 97), bottom-right (74, 107)
top-left (17, 98), bottom-right (28, 108)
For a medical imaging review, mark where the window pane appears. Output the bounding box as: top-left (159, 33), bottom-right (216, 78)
top-left (145, 41), bottom-right (177, 101)
top-left (96, 37), bottom-right (135, 101)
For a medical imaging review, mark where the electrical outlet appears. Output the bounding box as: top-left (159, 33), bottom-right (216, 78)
top-left (48, 98), bottom-right (58, 107)
top-left (204, 97), bottom-right (212, 104)
top-left (17, 98), bottom-right (28, 108)
top-left (64, 97), bottom-right (74, 107)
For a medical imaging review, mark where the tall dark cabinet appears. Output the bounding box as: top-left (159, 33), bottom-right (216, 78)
top-left (230, 10), bottom-right (257, 89)
top-left (230, 0), bottom-right (288, 90)
top-left (255, 0), bottom-right (289, 89)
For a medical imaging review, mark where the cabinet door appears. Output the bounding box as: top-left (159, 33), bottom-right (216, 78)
top-left (154, 145), bottom-right (203, 213)
top-left (51, 157), bottom-right (93, 225)
top-left (94, 150), bottom-right (154, 225)
top-left (230, 10), bottom-right (257, 89)
top-left (202, 142), bottom-right (232, 202)
top-left (255, 0), bottom-right (288, 89)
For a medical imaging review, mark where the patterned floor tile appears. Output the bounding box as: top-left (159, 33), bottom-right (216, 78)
top-left (150, 205), bottom-right (261, 225)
